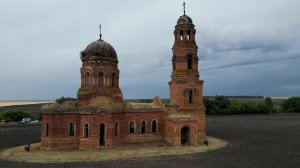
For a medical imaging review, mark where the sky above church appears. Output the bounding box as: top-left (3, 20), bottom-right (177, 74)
top-left (0, 0), bottom-right (299, 100)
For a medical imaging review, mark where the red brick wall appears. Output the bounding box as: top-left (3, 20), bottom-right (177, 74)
top-left (41, 110), bottom-right (165, 149)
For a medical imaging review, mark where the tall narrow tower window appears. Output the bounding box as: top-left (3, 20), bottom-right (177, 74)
top-left (180, 30), bottom-right (184, 40)
top-left (129, 121), bottom-right (135, 134)
top-left (85, 73), bottom-right (91, 87)
top-left (69, 122), bottom-right (75, 136)
top-left (188, 55), bottom-right (192, 69)
top-left (173, 55), bottom-right (176, 70)
top-left (83, 124), bottom-right (89, 138)
top-left (98, 72), bottom-right (104, 87)
top-left (111, 73), bottom-right (115, 87)
top-left (187, 30), bottom-right (191, 40)
top-left (141, 120), bottom-right (146, 134)
top-left (152, 120), bottom-right (157, 133)
top-left (189, 90), bottom-right (193, 104)
top-left (45, 123), bottom-right (49, 137)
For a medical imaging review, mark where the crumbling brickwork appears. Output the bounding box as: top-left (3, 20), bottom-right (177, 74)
top-left (41, 11), bottom-right (205, 149)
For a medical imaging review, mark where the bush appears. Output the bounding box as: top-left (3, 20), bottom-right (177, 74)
top-left (204, 98), bottom-right (215, 114)
top-left (205, 95), bottom-right (274, 115)
top-left (282, 97), bottom-right (300, 113)
top-left (1, 110), bottom-right (33, 122)
top-left (257, 103), bottom-right (272, 114)
top-left (214, 95), bottom-right (230, 109)
top-left (265, 96), bottom-right (273, 108)
top-left (228, 102), bottom-right (246, 114)
top-left (242, 103), bottom-right (257, 114)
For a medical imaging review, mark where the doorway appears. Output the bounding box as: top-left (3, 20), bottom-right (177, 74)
top-left (99, 123), bottom-right (105, 146)
top-left (181, 127), bottom-right (189, 145)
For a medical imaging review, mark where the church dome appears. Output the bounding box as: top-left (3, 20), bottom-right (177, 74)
top-left (80, 39), bottom-right (117, 61)
top-left (177, 15), bottom-right (193, 25)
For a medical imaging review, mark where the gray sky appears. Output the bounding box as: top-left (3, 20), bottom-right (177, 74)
top-left (0, 0), bottom-right (299, 100)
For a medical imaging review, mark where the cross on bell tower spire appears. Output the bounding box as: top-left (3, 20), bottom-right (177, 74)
top-left (99, 24), bottom-right (102, 40)
top-left (183, 1), bottom-right (186, 15)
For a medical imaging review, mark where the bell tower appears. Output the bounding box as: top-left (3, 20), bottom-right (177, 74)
top-left (169, 5), bottom-right (203, 108)
top-left (165, 3), bottom-right (206, 146)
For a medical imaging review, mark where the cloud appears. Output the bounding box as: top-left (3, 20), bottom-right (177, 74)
top-left (0, 0), bottom-right (300, 99)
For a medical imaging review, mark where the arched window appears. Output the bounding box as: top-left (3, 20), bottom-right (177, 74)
top-left (98, 72), bottom-right (104, 87)
top-left (152, 120), bottom-right (157, 133)
top-left (99, 123), bottom-right (105, 146)
top-left (69, 122), bottom-right (75, 136)
top-left (180, 30), bottom-right (184, 40)
top-left (189, 90), bottom-right (193, 104)
top-left (45, 123), bottom-right (49, 137)
top-left (187, 55), bottom-right (192, 69)
top-left (173, 62), bottom-right (176, 70)
top-left (85, 73), bottom-right (91, 87)
top-left (129, 121), bottom-right (135, 134)
top-left (173, 55), bottom-right (176, 70)
top-left (187, 30), bottom-right (191, 40)
top-left (83, 124), bottom-right (89, 138)
top-left (141, 120), bottom-right (146, 134)
top-left (115, 122), bottom-right (120, 136)
top-left (111, 73), bottom-right (115, 87)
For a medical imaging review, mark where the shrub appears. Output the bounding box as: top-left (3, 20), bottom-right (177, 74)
top-left (257, 103), bottom-right (271, 114)
top-left (228, 102), bottom-right (246, 114)
top-left (205, 95), bottom-right (274, 115)
top-left (282, 97), bottom-right (300, 113)
top-left (214, 95), bottom-right (230, 109)
top-left (265, 96), bottom-right (273, 108)
top-left (1, 110), bottom-right (33, 122)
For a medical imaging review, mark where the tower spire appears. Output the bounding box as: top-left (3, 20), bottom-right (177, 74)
top-left (183, 1), bottom-right (186, 15)
top-left (99, 24), bottom-right (102, 40)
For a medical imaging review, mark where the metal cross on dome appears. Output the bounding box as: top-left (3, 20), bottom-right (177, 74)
top-left (183, 1), bottom-right (186, 15)
top-left (99, 24), bottom-right (102, 40)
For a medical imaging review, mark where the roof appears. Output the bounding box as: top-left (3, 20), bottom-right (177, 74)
top-left (177, 14), bottom-right (193, 25)
top-left (80, 39), bottom-right (117, 61)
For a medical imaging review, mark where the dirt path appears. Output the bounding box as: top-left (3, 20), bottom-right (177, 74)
top-left (0, 137), bottom-right (226, 163)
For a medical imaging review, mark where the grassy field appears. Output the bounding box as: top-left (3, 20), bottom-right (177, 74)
top-left (0, 102), bottom-right (52, 120)
top-left (0, 101), bottom-right (52, 107)
top-left (0, 97), bottom-right (287, 121)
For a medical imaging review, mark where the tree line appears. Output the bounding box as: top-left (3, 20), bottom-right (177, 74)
top-left (204, 96), bottom-right (300, 115)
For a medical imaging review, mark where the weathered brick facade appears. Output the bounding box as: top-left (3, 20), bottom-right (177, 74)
top-left (41, 11), bottom-right (205, 149)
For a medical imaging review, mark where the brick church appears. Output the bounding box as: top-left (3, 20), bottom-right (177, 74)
top-left (41, 8), bottom-right (206, 149)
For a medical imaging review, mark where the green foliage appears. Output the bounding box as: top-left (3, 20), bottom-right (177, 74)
top-left (282, 97), bottom-right (300, 113)
top-left (0, 110), bottom-right (33, 122)
top-left (204, 95), bottom-right (274, 115)
top-left (265, 96), bottom-right (273, 108)
top-left (257, 103), bottom-right (272, 114)
top-left (204, 98), bottom-right (215, 114)
top-left (214, 96), bottom-right (230, 109)
top-left (38, 111), bottom-right (42, 121)
top-left (228, 101), bottom-right (246, 114)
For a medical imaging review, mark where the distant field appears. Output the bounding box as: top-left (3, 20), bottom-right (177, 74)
top-left (0, 101), bottom-right (52, 120)
top-left (0, 101), bottom-right (52, 107)
top-left (0, 97), bottom-right (287, 120)
top-left (205, 96), bottom-right (287, 106)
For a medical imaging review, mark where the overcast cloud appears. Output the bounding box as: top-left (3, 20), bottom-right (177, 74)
top-left (0, 0), bottom-right (299, 100)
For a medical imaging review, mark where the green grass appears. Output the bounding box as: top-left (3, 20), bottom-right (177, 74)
top-left (0, 103), bottom-right (50, 120)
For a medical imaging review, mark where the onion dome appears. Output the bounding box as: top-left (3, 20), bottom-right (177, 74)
top-left (177, 15), bottom-right (193, 25)
top-left (80, 39), bottom-right (117, 61)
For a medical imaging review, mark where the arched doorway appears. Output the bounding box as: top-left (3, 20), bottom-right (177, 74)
top-left (99, 123), bottom-right (105, 146)
top-left (181, 127), bottom-right (189, 145)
